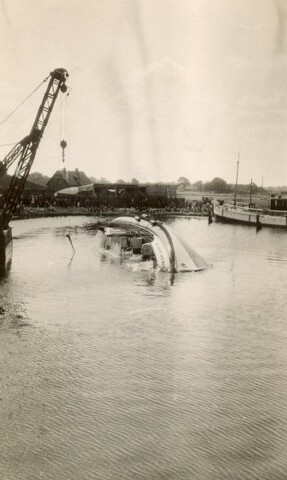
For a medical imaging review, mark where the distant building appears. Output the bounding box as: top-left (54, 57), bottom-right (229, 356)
top-left (55, 182), bottom-right (178, 208)
top-left (145, 184), bottom-right (177, 203)
top-left (90, 182), bottom-right (177, 208)
top-left (46, 169), bottom-right (91, 194)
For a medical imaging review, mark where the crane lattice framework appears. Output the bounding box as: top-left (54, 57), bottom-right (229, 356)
top-left (0, 68), bottom-right (68, 230)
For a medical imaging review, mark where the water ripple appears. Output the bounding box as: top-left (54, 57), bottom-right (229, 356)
top-left (1, 217), bottom-right (287, 479)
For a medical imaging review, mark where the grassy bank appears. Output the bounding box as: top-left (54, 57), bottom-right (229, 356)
top-left (177, 189), bottom-right (270, 209)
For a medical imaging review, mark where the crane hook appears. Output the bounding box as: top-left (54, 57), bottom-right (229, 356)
top-left (60, 139), bottom-right (67, 163)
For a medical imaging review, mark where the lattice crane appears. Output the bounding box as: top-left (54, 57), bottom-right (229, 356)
top-left (0, 68), bottom-right (69, 230)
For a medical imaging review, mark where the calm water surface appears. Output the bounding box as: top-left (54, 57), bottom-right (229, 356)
top-left (0, 216), bottom-right (287, 480)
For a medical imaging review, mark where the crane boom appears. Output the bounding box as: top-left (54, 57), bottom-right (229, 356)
top-left (0, 68), bottom-right (68, 230)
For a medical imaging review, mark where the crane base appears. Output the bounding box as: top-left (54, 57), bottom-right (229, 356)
top-left (0, 227), bottom-right (13, 275)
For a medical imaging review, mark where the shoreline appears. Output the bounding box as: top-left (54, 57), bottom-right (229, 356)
top-left (11, 207), bottom-right (209, 221)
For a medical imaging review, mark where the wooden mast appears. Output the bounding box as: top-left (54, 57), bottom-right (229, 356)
top-left (234, 152), bottom-right (240, 206)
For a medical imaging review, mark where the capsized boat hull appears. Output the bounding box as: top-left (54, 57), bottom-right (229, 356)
top-left (109, 215), bottom-right (208, 272)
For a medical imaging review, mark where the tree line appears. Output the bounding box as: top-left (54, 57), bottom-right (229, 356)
top-left (177, 176), bottom-right (269, 194)
top-left (27, 172), bottom-right (284, 193)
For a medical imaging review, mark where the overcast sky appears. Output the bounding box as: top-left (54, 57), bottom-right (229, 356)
top-left (0, 0), bottom-right (287, 186)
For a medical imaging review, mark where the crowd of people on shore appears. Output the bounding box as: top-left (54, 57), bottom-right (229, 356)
top-left (7, 194), bottom-right (213, 219)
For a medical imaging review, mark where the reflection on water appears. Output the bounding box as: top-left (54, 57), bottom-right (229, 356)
top-left (0, 216), bottom-right (287, 480)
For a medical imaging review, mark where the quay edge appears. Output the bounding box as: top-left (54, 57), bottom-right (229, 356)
top-left (0, 227), bottom-right (13, 273)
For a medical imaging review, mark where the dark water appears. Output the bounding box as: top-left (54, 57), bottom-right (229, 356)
top-left (0, 216), bottom-right (287, 480)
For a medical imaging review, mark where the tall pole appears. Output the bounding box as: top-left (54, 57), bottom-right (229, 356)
top-left (234, 152), bottom-right (240, 206)
top-left (249, 178), bottom-right (253, 208)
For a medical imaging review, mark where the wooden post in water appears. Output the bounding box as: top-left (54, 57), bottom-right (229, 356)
top-left (0, 227), bottom-right (13, 274)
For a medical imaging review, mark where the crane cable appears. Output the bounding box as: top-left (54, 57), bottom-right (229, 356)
top-left (59, 90), bottom-right (75, 254)
top-left (0, 75), bottom-right (49, 128)
top-left (59, 88), bottom-right (70, 164)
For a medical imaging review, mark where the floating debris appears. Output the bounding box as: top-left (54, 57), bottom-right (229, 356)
top-left (66, 233), bottom-right (75, 253)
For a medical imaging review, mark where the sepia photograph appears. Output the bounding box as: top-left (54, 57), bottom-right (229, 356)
top-left (0, 1), bottom-right (287, 479)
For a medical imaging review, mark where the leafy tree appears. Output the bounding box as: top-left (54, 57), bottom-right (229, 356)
top-left (99, 177), bottom-right (110, 184)
top-left (204, 177), bottom-right (230, 193)
top-left (177, 176), bottom-right (190, 191)
top-left (131, 178), bottom-right (140, 184)
top-left (88, 177), bottom-right (110, 184)
top-left (177, 176), bottom-right (190, 186)
top-left (116, 179), bottom-right (126, 184)
top-left (191, 180), bottom-right (203, 191)
top-left (28, 172), bottom-right (50, 186)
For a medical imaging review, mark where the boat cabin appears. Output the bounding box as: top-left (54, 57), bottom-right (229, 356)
top-left (98, 227), bottom-right (155, 260)
top-left (269, 193), bottom-right (287, 211)
top-left (102, 228), bottom-right (134, 252)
